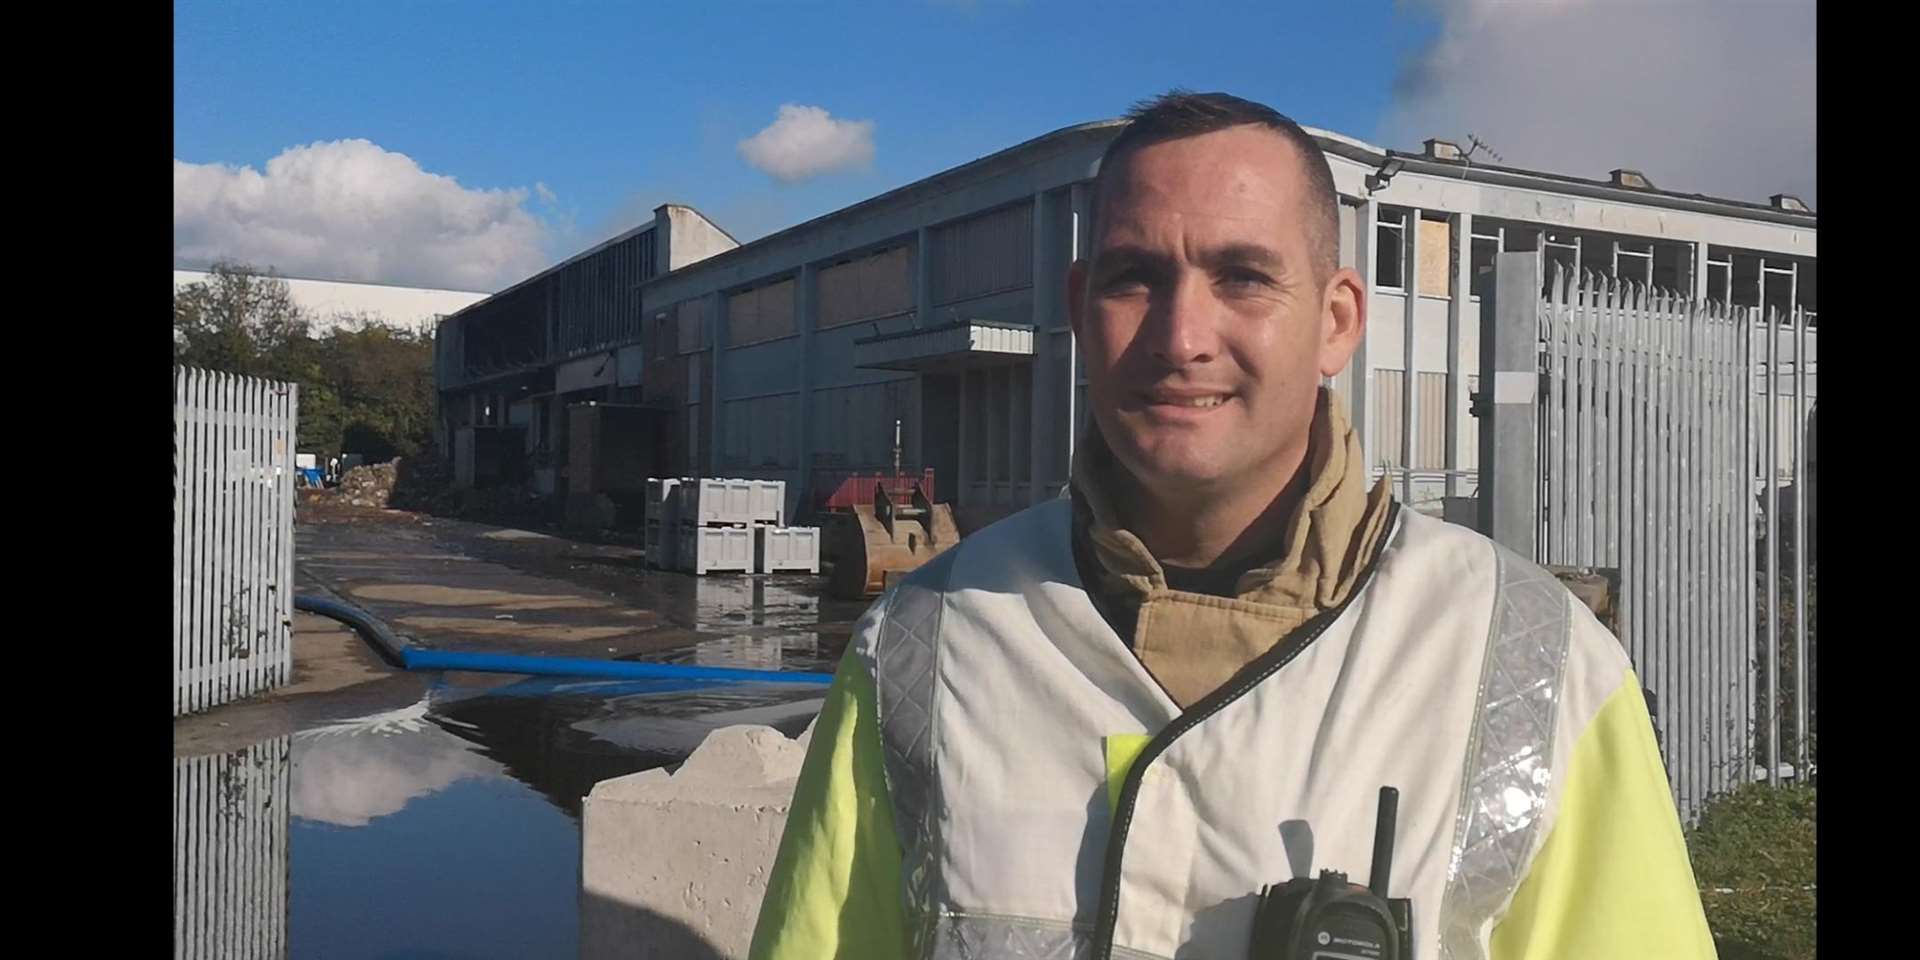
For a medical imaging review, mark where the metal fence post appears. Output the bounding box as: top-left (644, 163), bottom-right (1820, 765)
top-left (1479, 252), bottom-right (1543, 558)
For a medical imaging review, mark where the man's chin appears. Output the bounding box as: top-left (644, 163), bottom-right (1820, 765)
top-left (1111, 441), bottom-right (1234, 491)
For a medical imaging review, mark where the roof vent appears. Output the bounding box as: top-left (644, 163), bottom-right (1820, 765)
top-left (1770, 194), bottom-right (1811, 213)
top-left (1423, 138), bottom-right (1463, 160)
top-left (1610, 169), bottom-right (1654, 189)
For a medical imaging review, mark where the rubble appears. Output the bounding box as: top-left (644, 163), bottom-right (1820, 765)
top-left (296, 444), bottom-right (558, 528)
top-left (336, 462), bottom-right (399, 508)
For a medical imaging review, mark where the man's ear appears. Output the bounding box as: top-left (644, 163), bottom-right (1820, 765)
top-left (1318, 266), bottom-right (1367, 379)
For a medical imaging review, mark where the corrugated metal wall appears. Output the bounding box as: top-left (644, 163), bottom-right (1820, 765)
top-left (809, 380), bottom-right (915, 469)
top-left (675, 299), bottom-right (708, 354)
top-left (722, 393), bottom-right (800, 470)
top-left (460, 282), bottom-right (546, 379)
top-left (1371, 370), bottom-right (1449, 469)
top-left (435, 317), bottom-right (465, 389)
top-left (553, 228), bottom-right (656, 358)
top-left (932, 203), bottom-right (1034, 305)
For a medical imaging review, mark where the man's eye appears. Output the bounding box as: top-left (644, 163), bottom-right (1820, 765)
top-left (1101, 270), bottom-right (1151, 293)
top-left (1220, 269), bottom-right (1271, 289)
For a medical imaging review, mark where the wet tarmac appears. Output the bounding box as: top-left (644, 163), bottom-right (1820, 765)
top-left (173, 508), bottom-right (858, 958)
top-left (293, 509), bottom-right (868, 664)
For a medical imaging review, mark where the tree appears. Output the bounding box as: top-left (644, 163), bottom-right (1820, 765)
top-left (173, 261), bottom-right (311, 374)
top-left (173, 262), bottom-right (440, 462)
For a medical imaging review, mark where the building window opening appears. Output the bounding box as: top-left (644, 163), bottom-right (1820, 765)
top-left (1542, 232), bottom-right (1580, 295)
top-left (1794, 260), bottom-right (1817, 326)
top-left (1651, 242), bottom-right (1692, 296)
top-left (1376, 207), bottom-right (1409, 290)
top-left (1761, 260), bottom-right (1797, 321)
top-left (1469, 227), bottom-right (1500, 299)
top-left (1614, 240), bottom-right (1653, 287)
top-left (1706, 247), bottom-right (1734, 304)
top-left (1730, 251), bottom-right (1761, 308)
top-left (1467, 220), bottom-right (1545, 298)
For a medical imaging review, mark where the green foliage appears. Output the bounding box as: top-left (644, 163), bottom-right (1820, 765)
top-left (1688, 782), bottom-right (1817, 959)
top-left (1755, 563), bottom-right (1817, 771)
top-left (174, 262), bottom-right (439, 460)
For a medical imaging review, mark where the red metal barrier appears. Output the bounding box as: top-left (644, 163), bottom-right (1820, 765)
top-left (814, 468), bottom-right (936, 511)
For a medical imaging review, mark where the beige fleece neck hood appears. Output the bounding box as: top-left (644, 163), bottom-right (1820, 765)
top-left (1068, 387), bottom-right (1397, 706)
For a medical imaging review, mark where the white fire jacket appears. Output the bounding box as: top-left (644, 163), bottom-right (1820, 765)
top-left (751, 499), bottom-right (1717, 959)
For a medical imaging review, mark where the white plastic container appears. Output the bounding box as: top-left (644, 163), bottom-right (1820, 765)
top-left (680, 524), bottom-right (754, 575)
top-left (644, 478), bottom-right (682, 569)
top-left (756, 525), bottom-right (821, 574)
top-left (645, 477), bottom-right (681, 510)
top-left (644, 520), bottom-right (677, 571)
top-left (683, 478), bottom-right (757, 526)
top-left (745, 479), bottom-right (787, 526)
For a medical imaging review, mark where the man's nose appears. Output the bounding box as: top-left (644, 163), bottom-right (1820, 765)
top-left (1144, 273), bottom-right (1221, 367)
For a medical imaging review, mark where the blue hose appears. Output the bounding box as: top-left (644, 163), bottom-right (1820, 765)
top-left (294, 594), bottom-right (834, 686)
top-left (403, 648), bottom-right (830, 684)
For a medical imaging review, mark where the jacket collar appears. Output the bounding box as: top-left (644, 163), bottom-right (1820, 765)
top-left (1068, 387), bottom-right (1394, 611)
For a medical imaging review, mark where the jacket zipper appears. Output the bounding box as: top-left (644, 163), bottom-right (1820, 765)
top-left (1089, 503), bottom-right (1400, 960)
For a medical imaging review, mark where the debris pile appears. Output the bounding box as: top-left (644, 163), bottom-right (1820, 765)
top-left (337, 462), bottom-right (399, 508)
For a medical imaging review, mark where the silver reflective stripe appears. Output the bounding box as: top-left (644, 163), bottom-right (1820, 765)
top-left (1438, 546), bottom-right (1575, 959)
top-left (922, 913), bottom-right (1166, 960)
top-left (873, 549), bottom-right (959, 947)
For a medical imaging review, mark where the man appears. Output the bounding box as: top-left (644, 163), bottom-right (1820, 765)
top-left (751, 91), bottom-right (1715, 959)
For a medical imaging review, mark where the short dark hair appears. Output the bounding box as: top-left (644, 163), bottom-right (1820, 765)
top-left (1091, 90), bottom-right (1340, 283)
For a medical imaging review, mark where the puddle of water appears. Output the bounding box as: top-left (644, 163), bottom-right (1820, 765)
top-left (174, 674), bottom-right (825, 959)
top-left (290, 742), bottom-right (578, 959)
top-left (631, 632), bottom-right (838, 675)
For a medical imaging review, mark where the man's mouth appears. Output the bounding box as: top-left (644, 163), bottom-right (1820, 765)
top-left (1143, 390), bottom-right (1234, 409)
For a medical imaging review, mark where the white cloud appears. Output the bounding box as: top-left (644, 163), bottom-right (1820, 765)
top-left (292, 705), bottom-right (501, 828)
top-left (1381, 0), bottom-right (1816, 206)
top-left (737, 104), bottom-right (876, 183)
top-left (174, 139), bottom-right (554, 292)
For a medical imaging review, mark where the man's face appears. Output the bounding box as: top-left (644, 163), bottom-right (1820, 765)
top-left (1069, 126), bottom-right (1364, 499)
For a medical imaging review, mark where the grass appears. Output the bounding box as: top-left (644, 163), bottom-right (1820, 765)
top-left (1687, 781), bottom-right (1816, 959)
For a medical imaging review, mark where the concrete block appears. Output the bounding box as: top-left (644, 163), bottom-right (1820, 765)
top-left (581, 722), bottom-right (816, 960)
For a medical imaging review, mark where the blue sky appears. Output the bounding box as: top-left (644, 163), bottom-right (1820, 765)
top-left (173, 0), bottom-right (1815, 292)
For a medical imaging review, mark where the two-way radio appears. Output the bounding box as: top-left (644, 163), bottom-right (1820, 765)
top-left (1249, 786), bottom-right (1414, 960)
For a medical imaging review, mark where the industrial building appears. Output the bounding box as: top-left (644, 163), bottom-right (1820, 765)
top-left (174, 269), bottom-right (491, 334)
top-left (434, 118), bottom-right (1817, 530)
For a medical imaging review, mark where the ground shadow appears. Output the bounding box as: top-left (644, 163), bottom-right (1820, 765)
top-left (580, 891), bottom-right (729, 960)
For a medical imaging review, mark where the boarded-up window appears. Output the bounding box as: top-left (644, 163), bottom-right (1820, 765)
top-left (819, 245), bottom-right (913, 329)
top-left (932, 203), bottom-right (1034, 305)
top-left (1417, 214), bottom-right (1452, 298)
top-left (676, 300), bottom-right (708, 354)
top-left (728, 278), bottom-right (797, 347)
